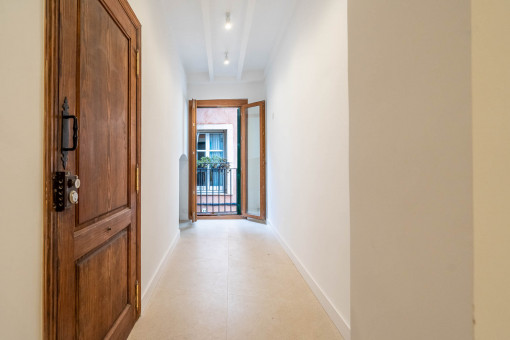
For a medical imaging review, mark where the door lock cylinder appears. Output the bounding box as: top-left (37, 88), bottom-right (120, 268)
top-left (53, 171), bottom-right (80, 212)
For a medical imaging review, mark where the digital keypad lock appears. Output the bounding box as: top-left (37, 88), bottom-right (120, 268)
top-left (53, 171), bottom-right (80, 212)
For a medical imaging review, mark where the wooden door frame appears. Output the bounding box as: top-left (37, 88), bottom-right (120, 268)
top-left (240, 101), bottom-right (266, 220)
top-left (188, 99), bottom-right (248, 221)
top-left (43, 1), bottom-right (142, 338)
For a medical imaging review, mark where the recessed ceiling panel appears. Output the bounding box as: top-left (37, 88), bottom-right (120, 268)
top-left (244, 0), bottom-right (297, 72)
top-left (163, 0), bottom-right (297, 80)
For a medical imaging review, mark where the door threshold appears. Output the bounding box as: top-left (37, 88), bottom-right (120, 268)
top-left (245, 217), bottom-right (267, 225)
top-left (197, 215), bottom-right (246, 220)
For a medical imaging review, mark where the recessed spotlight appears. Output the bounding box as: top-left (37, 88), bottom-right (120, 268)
top-left (225, 12), bottom-right (232, 30)
top-left (224, 52), bottom-right (230, 65)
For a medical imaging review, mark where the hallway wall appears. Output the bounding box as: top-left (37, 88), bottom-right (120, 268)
top-left (122, 0), bottom-right (187, 303)
top-left (0, 0), bottom-right (44, 338)
top-left (188, 80), bottom-right (265, 102)
top-left (349, 1), bottom-right (473, 339)
top-left (472, 0), bottom-right (510, 338)
top-left (265, 0), bottom-right (350, 337)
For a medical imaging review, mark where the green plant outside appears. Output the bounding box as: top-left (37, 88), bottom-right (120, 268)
top-left (197, 155), bottom-right (230, 169)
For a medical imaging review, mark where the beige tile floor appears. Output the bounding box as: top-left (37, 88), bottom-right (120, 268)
top-left (128, 219), bottom-right (343, 340)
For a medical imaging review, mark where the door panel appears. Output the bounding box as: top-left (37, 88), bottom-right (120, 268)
top-left (189, 99), bottom-right (198, 222)
top-left (246, 105), bottom-right (261, 216)
top-left (74, 208), bottom-right (132, 259)
top-left (76, 230), bottom-right (128, 340)
top-left (79, 0), bottom-right (130, 224)
top-left (47, 0), bottom-right (141, 338)
top-left (241, 101), bottom-right (266, 220)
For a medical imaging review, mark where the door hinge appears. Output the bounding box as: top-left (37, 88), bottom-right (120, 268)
top-left (135, 280), bottom-right (140, 312)
top-left (136, 50), bottom-right (140, 77)
top-left (136, 164), bottom-right (140, 194)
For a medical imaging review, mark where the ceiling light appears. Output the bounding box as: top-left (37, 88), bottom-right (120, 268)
top-left (224, 52), bottom-right (230, 65)
top-left (225, 12), bottom-right (232, 30)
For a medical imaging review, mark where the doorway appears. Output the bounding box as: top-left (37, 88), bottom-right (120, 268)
top-left (189, 99), bottom-right (266, 222)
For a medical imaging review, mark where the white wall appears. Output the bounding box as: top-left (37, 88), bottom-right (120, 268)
top-left (123, 0), bottom-right (187, 301)
top-left (0, 0), bottom-right (44, 339)
top-left (472, 1), bottom-right (510, 338)
top-left (188, 81), bottom-right (266, 102)
top-left (349, 1), bottom-right (473, 339)
top-left (179, 154), bottom-right (189, 221)
top-left (179, 95), bottom-right (189, 221)
top-left (265, 0), bottom-right (350, 338)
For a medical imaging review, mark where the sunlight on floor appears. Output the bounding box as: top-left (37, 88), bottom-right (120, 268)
top-left (128, 219), bottom-right (343, 340)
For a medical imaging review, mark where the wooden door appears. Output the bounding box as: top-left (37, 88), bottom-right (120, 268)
top-left (241, 101), bottom-right (266, 220)
top-left (189, 99), bottom-right (198, 222)
top-left (45, 0), bottom-right (141, 338)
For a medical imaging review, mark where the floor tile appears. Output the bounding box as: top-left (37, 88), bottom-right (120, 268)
top-left (128, 219), bottom-right (343, 340)
top-left (228, 293), bottom-right (342, 340)
top-left (129, 289), bottom-right (227, 340)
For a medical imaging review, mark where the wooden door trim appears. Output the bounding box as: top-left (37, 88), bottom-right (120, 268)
top-left (240, 101), bottom-right (266, 220)
top-left (134, 11), bottom-right (142, 329)
top-left (189, 99), bottom-right (248, 220)
top-left (240, 105), bottom-right (247, 215)
top-left (197, 215), bottom-right (247, 220)
top-left (43, 1), bottom-right (59, 338)
top-left (188, 99), bottom-right (197, 221)
top-left (260, 101), bottom-right (266, 220)
top-left (43, 0), bottom-right (142, 338)
top-left (242, 101), bottom-right (264, 109)
top-left (196, 99), bottom-right (248, 108)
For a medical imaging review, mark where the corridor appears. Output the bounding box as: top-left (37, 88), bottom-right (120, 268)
top-left (128, 220), bottom-right (343, 339)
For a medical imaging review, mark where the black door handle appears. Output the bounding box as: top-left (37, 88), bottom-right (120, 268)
top-left (61, 97), bottom-right (79, 169)
top-left (62, 115), bottom-right (78, 151)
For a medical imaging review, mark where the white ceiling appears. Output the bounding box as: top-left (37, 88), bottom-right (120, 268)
top-left (163, 0), bottom-right (297, 82)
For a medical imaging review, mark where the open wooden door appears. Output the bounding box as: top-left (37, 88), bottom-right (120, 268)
top-left (241, 101), bottom-right (266, 220)
top-left (189, 99), bottom-right (198, 222)
top-left (45, 0), bottom-right (141, 338)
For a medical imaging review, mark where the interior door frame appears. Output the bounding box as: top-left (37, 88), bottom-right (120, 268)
top-left (43, 1), bottom-right (142, 338)
top-left (188, 99), bottom-right (248, 221)
top-left (240, 101), bottom-right (266, 220)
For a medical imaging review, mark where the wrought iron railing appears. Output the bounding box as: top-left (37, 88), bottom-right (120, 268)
top-left (197, 162), bottom-right (238, 215)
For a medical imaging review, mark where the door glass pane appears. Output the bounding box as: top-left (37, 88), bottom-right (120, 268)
top-left (210, 168), bottom-right (225, 188)
top-left (209, 133), bottom-right (224, 151)
top-left (210, 151), bottom-right (224, 159)
top-left (197, 167), bottom-right (206, 186)
top-left (246, 106), bottom-right (260, 216)
top-left (197, 133), bottom-right (206, 151)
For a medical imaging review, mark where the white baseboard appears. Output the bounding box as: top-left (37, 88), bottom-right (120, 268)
top-left (267, 221), bottom-right (351, 340)
top-left (140, 231), bottom-right (180, 314)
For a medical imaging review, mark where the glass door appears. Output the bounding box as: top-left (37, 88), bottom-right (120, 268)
top-left (241, 101), bottom-right (266, 220)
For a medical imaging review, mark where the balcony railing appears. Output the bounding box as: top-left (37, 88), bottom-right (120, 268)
top-left (197, 162), bottom-right (238, 215)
